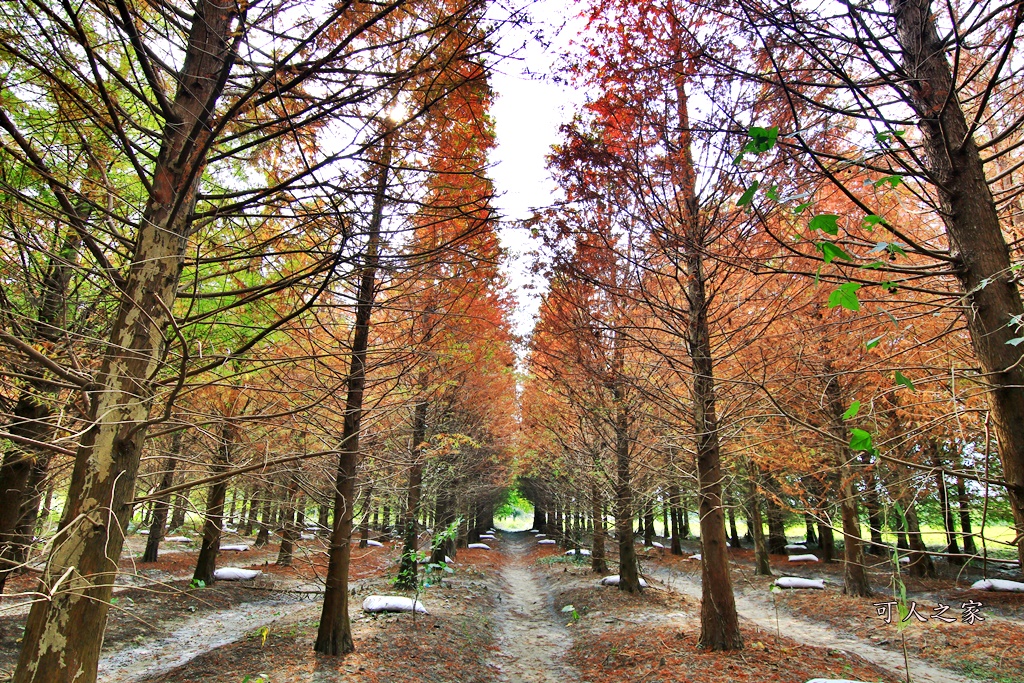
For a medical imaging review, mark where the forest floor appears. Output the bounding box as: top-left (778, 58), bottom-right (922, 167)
top-left (0, 531), bottom-right (1020, 682)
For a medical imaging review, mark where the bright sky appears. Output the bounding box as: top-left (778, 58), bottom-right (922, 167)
top-left (486, 1), bottom-right (588, 342)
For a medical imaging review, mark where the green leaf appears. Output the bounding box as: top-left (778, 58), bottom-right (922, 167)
top-left (895, 370), bottom-right (916, 392)
top-left (817, 242), bottom-right (853, 264)
top-left (794, 201), bottom-right (812, 214)
top-left (744, 126), bottom-right (779, 154)
top-left (737, 180), bottom-right (759, 207)
top-left (828, 282), bottom-right (862, 311)
top-left (861, 214), bottom-right (883, 230)
top-left (842, 400), bottom-right (861, 420)
top-left (859, 261), bottom-right (884, 269)
top-left (850, 428), bottom-right (873, 451)
top-left (561, 604), bottom-right (576, 613)
top-left (765, 184), bottom-right (780, 201)
top-left (1006, 337), bottom-right (1024, 347)
top-left (809, 214), bottom-right (840, 235)
top-left (866, 335), bottom-right (883, 350)
top-left (874, 174), bottom-right (903, 188)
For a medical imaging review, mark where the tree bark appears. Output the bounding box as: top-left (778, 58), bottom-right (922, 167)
top-left (193, 422), bottom-right (234, 585)
top-left (11, 4), bottom-right (240, 678)
top-left (276, 473), bottom-right (300, 567)
top-left (892, 0), bottom-right (1024, 568)
top-left (315, 120), bottom-right (391, 655)
top-left (822, 370), bottom-right (872, 597)
top-left (142, 431), bottom-right (182, 563)
top-left (590, 482), bottom-right (608, 573)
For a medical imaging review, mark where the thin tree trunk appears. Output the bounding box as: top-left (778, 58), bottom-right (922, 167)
top-left (193, 422), bottom-right (234, 585)
top-left (276, 473), bottom-right (300, 567)
top-left (822, 369), bottom-right (872, 597)
top-left (395, 397), bottom-right (427, 590)
top-left (315, 122), bottom-right (391, 655)
top-left (591, 481), bottom-right (608, 573)
top-left (669, 482), bottom-right (684, 555)
top-left (746, 465), bottom-right (772, 576)
top-left (957, 475), bottom-right (978, 555)
top-left (142, 431), bottom-right (182, 563)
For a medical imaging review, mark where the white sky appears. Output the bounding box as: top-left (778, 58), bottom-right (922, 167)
top-left (486, 1), bottom-right (588, 342)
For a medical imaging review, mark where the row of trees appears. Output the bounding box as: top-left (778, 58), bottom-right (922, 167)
top-left (518, 0), bottom-right (1024, 653)
top-left (0, 0), bottom-right (521, 681)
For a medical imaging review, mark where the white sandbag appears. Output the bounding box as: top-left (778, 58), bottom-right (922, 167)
top-left (138, 529), bottom-right (149, 535)
top-left (479, 534), bottom-right (496, 540)
top-left (775, 577), bottom-right (825, 590)
top-left (214, 567), bottom-right (261, 581)
top-left (467, 543), bottom-right (490, 550)
top-left (220, 544), bottom-right (250, 552)
top-left (444, 556), bottom-right (454, 564)
top-left (785, 544), bottom-right (807, 550)
top-left (599, 575), bottom-right (649, 587)
top-left (537, 539), bottom-right (557, 545)
top-left (971, 578), bottom-right (1024, 592)
top-left (299, 533), bottom-right (314, 540)
top-left (565, 548), bottom-right (591, 556)
top-left (899, 556), bottom-right (910, 564)
top-left (688, 553), bottom-right (702, 561)
top-left (530, 529), bottom-right (540, 533)
top-left (651, 541), bottom-right (665, 549)
top-left (362, 595), bottom-right (427, 614)
top-left (365, 539), bottom-right (384, 547)
top-left (788, 554), bottom-right (819, 562)
top-left (536, 533), bottom-right (547, 538)
top-left (165, 536), bottom-right (191, 542)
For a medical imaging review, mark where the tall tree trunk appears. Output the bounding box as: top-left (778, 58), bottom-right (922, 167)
top-left (892, 0), bottom-right (1024, 569)
top-left (765, 494), bottom-right (787, 555)
top-left (860, 456), bottom-right (886, 556)
top-left (726, 487), bottom-right (741, 548)
top-left (956, 475), bottom-right (977, 555)
top-left (931, 444), bottom-right (961, 562)
top-left (256, 495), bottom-right (273, 547)
top-left (746, 464), bottom-right (772, 576)
top-left (0, 228), bottom-right (81, 592)
top-left (276, 473), bottom-right (300, 567)
top-left (686, 228), bottom-right (742, 650)
top-left (643, 502), bottom-right (655, 547)
top-left (590, 482), bottom-right (608, 573)
top-left (358, 482), bottom-right (374, 549)
top-left (142, 431), bottom-right (182, 563)
top-left (669, 482), bottom-right (684, 555)
top-left (822, 369), bottom-right (872, 597)
top-left (315, 121), bottom-right (391, 655)
top-left (395, 397), bottom-right (427, 590)
top-left (804, 513), bottom-right (817, 546)
top-left (192, 422), bottom-right (234, 585)
top-left (11, 5), bottom-right (240, 676)
top-left (170, 485), bottom-right (191, 532)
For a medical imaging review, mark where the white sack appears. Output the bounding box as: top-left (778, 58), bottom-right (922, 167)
top-left (467, 543), bottom-right (490, 549)
top-left (214, 567), bottom-right (261, 581)
top-left (775, 577), bottom-right (825, 590)
top-left (362, 595), bottom-right (427, 614)
top-left (788, 554), bottom-right (819, 562)
top-left (537, 539), bottom-right (557, 545)
top-left (971, 578), bottom-right (1024, 592)
top-left (599, 575), bottom-right (649, 587)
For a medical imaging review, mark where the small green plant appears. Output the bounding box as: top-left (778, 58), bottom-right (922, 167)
top-left (769, 584), bottom-right (782, 648)
top-left (189, 578), bottom-right (206, 589)
top-left (561, 604), bottom-right (580, 623)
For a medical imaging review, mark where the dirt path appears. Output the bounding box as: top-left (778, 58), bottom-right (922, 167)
top-left (648, 565), bottom-right (978, 683)
top-left (490, 533), bottom-right (581, 683)
top-left (97, 597), bottom-right (315, 683)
